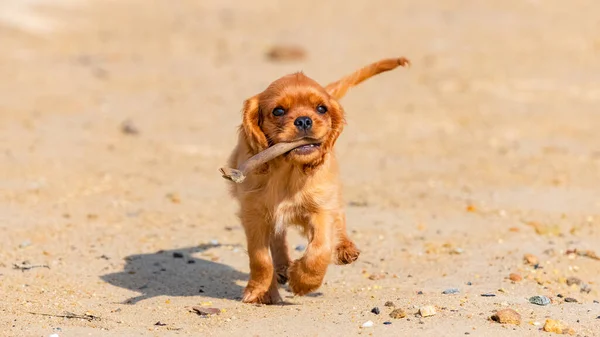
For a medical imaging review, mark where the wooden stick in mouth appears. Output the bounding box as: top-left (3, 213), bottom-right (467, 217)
top-left (219, 138), bottom-right (320, 183)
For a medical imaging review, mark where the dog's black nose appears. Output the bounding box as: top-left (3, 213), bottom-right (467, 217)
top-left (294, 116), bottom-right (312, 131)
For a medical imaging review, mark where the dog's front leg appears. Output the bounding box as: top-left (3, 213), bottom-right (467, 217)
top-left (288, 211), bottom-right (333, 296)
top-left (241, 209), bottom-right (281, 304)
top-left (333, 212), bottom-right (360, 265)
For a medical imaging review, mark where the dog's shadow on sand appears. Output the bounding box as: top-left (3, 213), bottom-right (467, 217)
top-left (101, 244), bottom-right (247, 304)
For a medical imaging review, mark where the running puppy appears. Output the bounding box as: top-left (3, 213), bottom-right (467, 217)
top-left (224, 57), bottom-right (410, 304)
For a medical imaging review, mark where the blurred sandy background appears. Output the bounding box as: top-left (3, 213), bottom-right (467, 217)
top-left (1, 0), bottom-right (599, 336)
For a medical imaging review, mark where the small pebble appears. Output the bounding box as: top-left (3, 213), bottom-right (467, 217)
top-left (361, 320), bottom-right (374, 328)
top-left (564, 297), bottom-right (578, 303)
top-left (466, 282), bottom-right (472, 286)
top-left (529, 296), bottom-right (551, 306)
top-left (557, 294), bottom-right (564, 298)
top-left (384, 301), bottom-right (395, 307)
top-left (481, 293), bottom-right (496, 297)
top-left (166, 193), bottom-right (181, 203)
top-left (419, 306), bottom-right (436, 317)
top-left (451, 248), bottom-right (464, 254)
top-left (490, 308), bottom-right (521, 325)
top-left (524, 254), bottom-right (539, 265)
top-left (442, 288), bottom-right (460, 295)
top-left (389, 308), bottom-right (406, 319)
top-left (371, 307), bottom-right (380, 315)
top-left (266, 45), bottom-right (306, 62)
top-left (173, 252), bottom-right (184, 258)
top-left (543, 319), bottom-right (575, 335)
top-left (417, 291), bottom-right (424, 295)
top-left (209, 239), bottom-right (219, 246)
top-left (368, 273), bottom-right (385, 280)
top-left (295, 244), bottom-right (306, 252)
top-left (508, 273), bottom-right (523, 282)
top-left (566, 277), bottom-right (582, 286)
top-left (192, 307), bottom-right (221, 316)
top-left (580, 283), bottom-right (592, 294)
top-left (383, 321), bottom-right (392, 325)
top-left (19, 240), bottom-right (32, 248)
top-left (49, 335), bottom-right (59, 337)
top-left (120, 120), bottom-right (139, 135)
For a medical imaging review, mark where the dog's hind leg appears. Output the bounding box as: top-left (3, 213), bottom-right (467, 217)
top-left (270, 228), bottom-right (292, 285)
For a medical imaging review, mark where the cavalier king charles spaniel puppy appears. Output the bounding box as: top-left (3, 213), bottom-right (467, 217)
top-left (225, 57), bottom-right (409, 304)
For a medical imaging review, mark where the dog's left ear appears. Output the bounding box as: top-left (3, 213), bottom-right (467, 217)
top-left (241, 95), bottom-right (269, 154)
top-left (322, 99), bottom-right (346, 152)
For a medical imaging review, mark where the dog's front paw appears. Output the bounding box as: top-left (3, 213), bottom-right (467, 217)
top-left (242, 284), bottom-right (281, 305)
top-left (335, 240), bottom-right (360, 265)
top-left (287, 260), bottom-right (325, 296)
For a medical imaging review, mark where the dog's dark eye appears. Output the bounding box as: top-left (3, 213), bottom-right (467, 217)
top-left (272, 107), bottom-right (285, 116)
top-left (316, 105), bottom-right (327, 114)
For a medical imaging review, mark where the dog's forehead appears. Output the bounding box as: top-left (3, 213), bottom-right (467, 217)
top-left (261, 72), bottom-right (327, 100)
top-left (273, 72), bottom-right (320, 86)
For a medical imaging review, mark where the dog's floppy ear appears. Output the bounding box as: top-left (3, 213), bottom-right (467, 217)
top-left (240, 95), bottom-right (269, 154)
top-left (321, 99), bottom-right (345, 153)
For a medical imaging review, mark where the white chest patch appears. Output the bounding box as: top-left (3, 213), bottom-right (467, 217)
top-left (273, 194), bottom-right (304, 235)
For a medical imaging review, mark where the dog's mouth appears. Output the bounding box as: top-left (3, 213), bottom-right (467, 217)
top-left (291, 143), bottom-right (321, 155)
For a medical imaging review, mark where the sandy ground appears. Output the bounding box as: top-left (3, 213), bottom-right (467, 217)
top-left (1, 0), bottom-right (600, 336)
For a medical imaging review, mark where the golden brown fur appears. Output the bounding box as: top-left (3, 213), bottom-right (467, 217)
top-left (225, 58), bottom-right (407, 304)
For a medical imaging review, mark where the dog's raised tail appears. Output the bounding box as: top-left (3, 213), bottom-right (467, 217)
top-left (325, 57), bottom-right (410, 100)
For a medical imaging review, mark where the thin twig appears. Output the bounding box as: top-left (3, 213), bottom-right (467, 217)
top-left (27, 311), bottom-right (102, 322)
top-left (13, 264), bottom-right (50, 271)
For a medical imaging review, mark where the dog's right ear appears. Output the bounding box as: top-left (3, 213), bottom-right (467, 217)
top-left (240, 95), bottom-right (269, 154)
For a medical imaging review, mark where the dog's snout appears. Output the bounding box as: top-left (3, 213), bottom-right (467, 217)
top-left (294, 116), bottom-right (313, 131)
